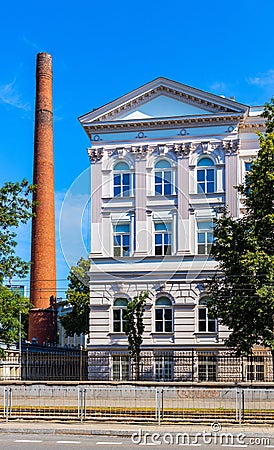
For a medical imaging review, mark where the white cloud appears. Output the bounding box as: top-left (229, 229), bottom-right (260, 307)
top-left (0, 78), bottom-right (30, 111)
top-left (248, 69), bottom-right (274, 87)
top-left (209, 81), bottom-right (229, 94)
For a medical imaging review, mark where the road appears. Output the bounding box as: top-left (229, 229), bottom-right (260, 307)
top-left (0, 433), bottom-right (271, 449)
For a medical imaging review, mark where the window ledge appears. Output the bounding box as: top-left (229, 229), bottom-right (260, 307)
top-left (108, 332), bottom-right (127, 336)
top-left (151, 332), bottom-right (174, 336)
top-left (194, 332), bottom-right (218, 335)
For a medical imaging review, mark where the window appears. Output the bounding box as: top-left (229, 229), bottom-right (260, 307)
top-left (113, 162), bottom-right (133, 197)
top-left (154, 353), bottom-right (173, 381)
top-left (113, 298), bottom-right (128, 332)
top-left (197, 157), bottom-right (215, 193)
top-left (197, 221), bottom-right (214, 255)
top-left (154, 160), bottom-right (173, 195)
top-left (112, 355), bottom-right (130, 380)
top-left (245, 161), bottom-right (252, 172)
top-left (155, 222), bottom-right (172, 255)
top-left (198, 298), bottom-right (217, 332)
top-left (113, 223), bottom-right (130, 256)
top-left (198, 354), bottom-right (217, 381)
top-left (246, 356), bottom-right (265, 381)
top-left (155, 297), bottom-right (173, 332)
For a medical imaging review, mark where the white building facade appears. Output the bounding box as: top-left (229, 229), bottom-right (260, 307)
top-left (79, 78), bottom-right (264, 381)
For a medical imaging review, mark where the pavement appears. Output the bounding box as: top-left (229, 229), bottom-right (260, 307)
top-left (0, 420), bottom-right (273, 439)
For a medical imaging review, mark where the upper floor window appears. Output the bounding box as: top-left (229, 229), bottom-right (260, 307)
top-left (197, 157), bottom-right (215, 194)
top-left (113, 162), bottom-right (133, 197)
top-left (113, 223), bottom-right (130, 256)
top-left (198, 298), bottom-right (217, 333)
top-left (155, 160), bottom-right (174, 196)
top-left (113, 298), bottom-right (128, 332)
top-left (154, 222), bottom-right (172, 255)
top-left (245, 161), bottom-right (252, 172)
top-left (155, 297), bottom-right (173, 332)
top-left (197, 221), bottom-right (214, 255)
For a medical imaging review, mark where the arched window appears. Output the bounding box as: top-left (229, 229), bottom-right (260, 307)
top-left (113, 162), bottom-right (133, 197)
top-left (155, 297), bottom-right (173, 332)
top-left (198, 298), bottom-right (217, 332)
top-left (113, 298), bottom-right (128, 332)
top-left (197, 157), bottom-right (215, 194)
top-left (154, 160), bottom-right (173, 196)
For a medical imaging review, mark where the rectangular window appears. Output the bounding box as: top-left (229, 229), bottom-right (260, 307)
top-left (154, 354), bottom-right (173, 381)
top-left (112, 355), bottom-right (130, 381)
top-left (197, 221), bottom-right (214, 255)
top-left (246, 356), bottom-right (265, 381)
top-left (113, 224), bottom-right (130, 256)
top-left (198, 355), bottom-right (217, 381)
top-left (155, 222), bottom-right (172, 256)
top-left (197, 168), bottom-right (215, 193)
top-left (198, 307), bottom-right (216, 332)
top-left (155, 171), bottom-right (173, 195)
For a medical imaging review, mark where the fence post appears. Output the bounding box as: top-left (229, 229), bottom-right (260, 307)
top-left (191, 349), bottom-right (194, 382)
top-left (4, 387), bottom-right (11, 422)
top-left (156, 387), bottom-right (161, 426)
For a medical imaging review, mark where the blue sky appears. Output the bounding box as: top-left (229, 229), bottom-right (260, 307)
top-left (1, 0), bottom-right (274, 297)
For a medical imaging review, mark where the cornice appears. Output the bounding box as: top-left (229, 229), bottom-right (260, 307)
top-left (87, 138), bottom-right (240, 163)
top-left (84, 113), bottom-right (244, 137)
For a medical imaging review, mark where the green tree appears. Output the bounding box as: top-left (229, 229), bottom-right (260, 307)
top-left (0, 179), bottom-right (35, 282)
top-left (0, 285), bottom-right (31, 356)
top-left (124, 291), bottom-right (148, 381)
top-left (60, 257), bottom-right (90, 338)
top-left (208, 99), bottom-right (274, 362)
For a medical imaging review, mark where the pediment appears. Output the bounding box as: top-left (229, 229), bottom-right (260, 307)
top-left (79, 77), bottom-right (248, 126)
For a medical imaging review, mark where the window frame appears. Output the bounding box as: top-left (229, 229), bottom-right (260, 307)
top-left (197, 221), bottom-right (214, 255)
top-left (197, 157), bottom-right (215, 194)
top-left (154, 297), bottom-right (173, 333)
top-left (154, 353), bottom-right (174, 381)
top-left (113, 298), bottom-right (128, 333)
top-left (154, 159), bottom-right (175, 196)
top-left (197, 298), bottom-right (217, 333)
top-left (113, 223), bottom-right (130, 257)
top-left (112, 354), bottom-right (130, 380)
top-left (113, 162), bottom-right (134, 198)
top-left (154, 221), bottom-right (172, 256)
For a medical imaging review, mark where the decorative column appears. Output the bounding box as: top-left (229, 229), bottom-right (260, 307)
top-left (134, 153), bottom-right (148, 256)
top-left (28, 52), bottom-right (57, 345)
top-left (224, 140), bottom-right (240, 218)
top-left (176, 146), bottom-right (191, 254)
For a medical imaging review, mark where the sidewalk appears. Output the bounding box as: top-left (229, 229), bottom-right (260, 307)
top-left (0, 420), bottom-right (273, 439)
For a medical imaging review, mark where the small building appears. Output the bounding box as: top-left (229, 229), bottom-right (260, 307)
top-left (79, 78), bottom-right (265, 381)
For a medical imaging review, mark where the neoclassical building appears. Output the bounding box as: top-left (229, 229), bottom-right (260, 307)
top-left (79, 78), bottom-right (264, 381)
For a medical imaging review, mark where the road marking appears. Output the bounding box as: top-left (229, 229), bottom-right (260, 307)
top-left (14, 440), bottom-right (43, 443)
top-left (96, 442), bottom-right (123, 445)
top-left (56, 441), bottom-right (81, 444)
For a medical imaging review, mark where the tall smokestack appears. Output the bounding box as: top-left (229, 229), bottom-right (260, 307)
top-left (28, 52), bottom-right (57, 345)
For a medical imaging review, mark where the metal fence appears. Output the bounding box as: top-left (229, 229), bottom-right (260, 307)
top-left (2, 385), bottom-right (274, 424)
top-left (21, 348), bottom-right (88, 381)
top-left (0, 348), bottom-right (273, 382)
top-left (89, 349), bottom-right (274, 382)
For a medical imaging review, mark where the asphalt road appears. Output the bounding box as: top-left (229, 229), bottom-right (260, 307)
top-left (0, 433), bottom-right (271, 449)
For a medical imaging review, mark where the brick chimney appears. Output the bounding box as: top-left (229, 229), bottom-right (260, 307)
top-left (28, 52), bottom-right (57, 345)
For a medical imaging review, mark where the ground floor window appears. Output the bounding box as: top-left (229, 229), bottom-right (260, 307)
top-left (112, 355), bottom-right (130, 381)
top-left (246, 356), bottom-right (265, 381)
top-left (154, 353), bottom-right (173, 381)
top-left (198, 354), bottom-right (217, 381)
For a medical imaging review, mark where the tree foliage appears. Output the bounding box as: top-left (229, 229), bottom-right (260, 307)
top-left (0, 179), bottom-right (35, 283)
top-left (0, 285), bottom-right (31, 356)
top-left (208, 99), bottom-right (274, 355)
top-left (60, 258), bottom-right (90, 338)
top-left (124, 291), bottom-right (148, 380)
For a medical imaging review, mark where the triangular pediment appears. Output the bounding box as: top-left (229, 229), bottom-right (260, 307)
top-left (79, 77), bottom-right (248, 126)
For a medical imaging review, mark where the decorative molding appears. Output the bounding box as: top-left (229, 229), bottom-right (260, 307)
top-left (88, 147), bottom-right (104, 163)
top-left (96, 86), bottom-right (238, 123)
top-left (88, 139), bottom-right (242, 163)
top-left (222, 139), bottom-right (241, 154)
top-left (85, 113), bottom-right (245, 136)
